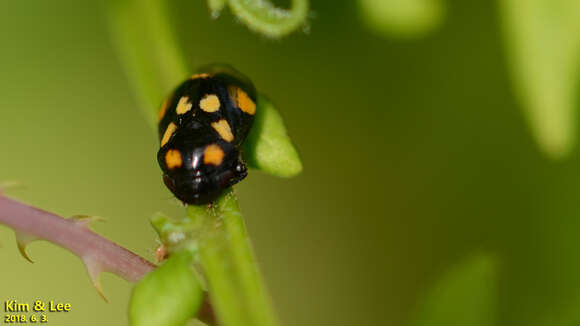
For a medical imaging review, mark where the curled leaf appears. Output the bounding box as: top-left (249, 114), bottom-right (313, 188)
top-left (243, 95), bottom-right (303, 178)
top-left (130, 251), bottom-right (203, 326)
top-left (211, 0), bottom-right (310, 38)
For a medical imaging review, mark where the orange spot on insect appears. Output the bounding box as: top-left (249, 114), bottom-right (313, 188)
top-left (158, 98), bottom-right (169, 121)
top-left (211, 119), bottom-right (234, 142)
top-left (165, 149), bottom-right (183, 169)
top-left (176, 96), bottom-right (192, 115)
top-left (203, 144), bottom-right (225, 166)
top-left (237, 88), bottom-right (256, 115)
top-left (161, 122), bottom-right (177, 147)
top-left (191, 73), bottom-right (210, 79)
top-left (199, 94), bottom-right (221, 112)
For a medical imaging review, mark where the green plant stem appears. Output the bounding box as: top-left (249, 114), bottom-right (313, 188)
top-left (107, 0), bottom-right (188, 128)
top-left (106, 1), bottom-right (281, 325)
top-left (189, 190), bottom-right (279, 326)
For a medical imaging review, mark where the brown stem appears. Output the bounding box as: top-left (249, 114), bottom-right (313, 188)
top-left (0, 194), bottom-right (216, 324)
top-left (0, 194), bottom-right (155, 282)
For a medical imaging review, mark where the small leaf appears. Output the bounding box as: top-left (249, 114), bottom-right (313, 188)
top-left (412, 254), bottom-right (498, 326)
top-left (358, 0), bottom-right (444, 37)
top-left (501, 0), bottom-right (580, 158)
top-left (243, 95), bottom-right (303, 178)
top-left (130, 251), bottom-right (203, 326)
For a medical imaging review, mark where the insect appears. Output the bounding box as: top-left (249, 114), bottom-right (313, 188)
top-left (157, 65), bottom-right (257, 205)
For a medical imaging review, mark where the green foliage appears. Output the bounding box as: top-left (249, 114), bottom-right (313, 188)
top-left (130, 251), bottom-right (204, 326)
top-left (358, 0), bottom-right (444, 37)
top-left (501, 0), bottom-right (580, 158)
top-left (412, 255), bottom-right (498, 326)
top-left (209, 0), bottom-right (310, 38)
top-left (108, 0), bottom-right (302, 325)
top-left (152, 190), bottom-right (279, 326)
top-left (244, 96), bottom-right (302, 177)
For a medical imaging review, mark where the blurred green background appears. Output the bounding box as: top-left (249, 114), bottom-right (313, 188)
top-left (2, 1), bottom-right (580, 325)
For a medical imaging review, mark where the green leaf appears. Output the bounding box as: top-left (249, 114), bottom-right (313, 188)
top-left (501, 0), bottom-right (580, 158)
top-left (358, 0), bottom-right (444, 37)
top-left (412, 254), bottom-right (498, 326)
top-left (130, 251), bottom-right (203, 326)
top-left (243, 95), bottom-right (303, 178)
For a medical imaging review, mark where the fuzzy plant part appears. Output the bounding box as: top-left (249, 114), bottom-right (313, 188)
top-left (208, 0), bottom-right (310, 38)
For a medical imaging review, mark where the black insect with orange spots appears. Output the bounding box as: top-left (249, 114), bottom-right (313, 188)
top-left (157, 64), bottom-right (257, 205)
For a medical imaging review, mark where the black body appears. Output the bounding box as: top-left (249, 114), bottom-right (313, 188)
top-left (157, 65), bottom-right (257, 205)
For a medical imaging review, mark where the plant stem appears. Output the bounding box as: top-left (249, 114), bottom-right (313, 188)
top-left (191, 190), bottom-right (279, 326)
top-left (107, 1), bottom-right (281, 325)
top-left (0, 194), bottom-right (155, 284)
top-left (0, 192), bottom-right (221, 322)
top-left (106, 0), bottom-right (188, 128)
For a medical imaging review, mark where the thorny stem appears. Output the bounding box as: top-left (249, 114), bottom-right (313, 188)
top-left (0, 193), bottom-right (217, 324)
top-left (0, 194), bottom-right (154, 287)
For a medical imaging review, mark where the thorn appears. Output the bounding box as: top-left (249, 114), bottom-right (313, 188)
top-left (83, 256), bottom-right (108, 302)
top-left (14, 232), bottom-right (38, 263)
top-left (155, 244), bottom-right (168, 263)
top-left (70, 215), bottom-right (105, 229)
top-left (17, 242), bottom-right (33, 263)
top-left (0, 181), bottom-right (23, 193)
